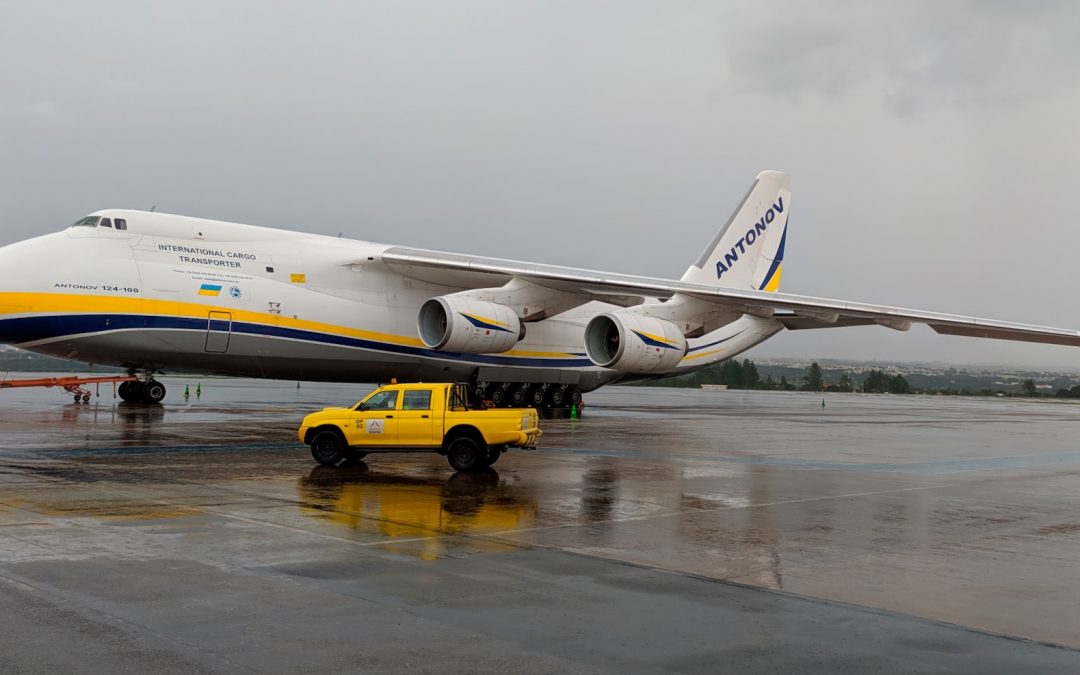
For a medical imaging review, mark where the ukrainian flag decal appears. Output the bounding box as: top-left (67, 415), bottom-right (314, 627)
top-left (198, 284), bottom-right (223, 297)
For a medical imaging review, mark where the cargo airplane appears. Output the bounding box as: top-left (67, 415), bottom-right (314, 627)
top-left (1, 171), bottom-right (1077, 405)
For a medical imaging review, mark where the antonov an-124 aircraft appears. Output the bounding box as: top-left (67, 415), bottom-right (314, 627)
top-left (1, 171), bottom-right (1078, 405)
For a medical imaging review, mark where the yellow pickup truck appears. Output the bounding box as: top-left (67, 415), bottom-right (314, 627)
top-left (299, 383), bottom-right (542, 471)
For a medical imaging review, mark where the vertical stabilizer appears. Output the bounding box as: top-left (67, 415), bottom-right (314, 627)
top-left (681, 170), bottom-right (790, 292)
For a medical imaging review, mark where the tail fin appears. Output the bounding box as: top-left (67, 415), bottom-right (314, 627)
top-left (681, 170), bottom-right (790, 292)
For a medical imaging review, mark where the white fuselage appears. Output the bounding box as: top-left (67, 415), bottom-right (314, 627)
top-left (0, 210), bottom-right (780, 391)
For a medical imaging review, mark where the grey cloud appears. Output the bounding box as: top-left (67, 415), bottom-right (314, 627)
top-left (718, 1), bottom-right (1080, 115)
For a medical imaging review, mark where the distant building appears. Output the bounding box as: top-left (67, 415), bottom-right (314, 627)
top-left (700, 384), bottom-right (728, 391)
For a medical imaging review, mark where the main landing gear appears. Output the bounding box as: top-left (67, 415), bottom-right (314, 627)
top-left (474, 382), bottom-right (583, 414)
top-left (118, 379), bottom-right (167, 404)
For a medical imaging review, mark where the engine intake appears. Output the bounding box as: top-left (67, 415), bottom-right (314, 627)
top-left (418, 297), bottom-right (523, 354)
top-left (584, 312), bottom-right (688, 372)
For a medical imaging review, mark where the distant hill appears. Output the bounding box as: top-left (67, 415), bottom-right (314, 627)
top-left (2, 346), bottom-right (1078, 395)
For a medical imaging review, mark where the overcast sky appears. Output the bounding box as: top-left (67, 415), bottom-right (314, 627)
top-left (2, 1), bottom-right (1078, 367)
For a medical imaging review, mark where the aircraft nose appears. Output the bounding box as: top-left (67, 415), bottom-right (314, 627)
top-left (0, 239), bottom-right (41, 345)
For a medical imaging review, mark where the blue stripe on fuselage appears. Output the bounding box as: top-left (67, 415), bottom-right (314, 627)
top-left (0, 314), bottom-right (595, 368)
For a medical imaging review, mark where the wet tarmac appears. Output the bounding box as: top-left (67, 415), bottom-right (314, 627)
top-left (2, 377), bottom-right (1080, 672)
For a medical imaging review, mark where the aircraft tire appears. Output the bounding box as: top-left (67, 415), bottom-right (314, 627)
top-left (527, 386), bottom-right (545, 407)
top-left (569, 389), bottom-right (582, 406)
top-left (124, 382), bottom-right (146, 403)
top-left (547, 387), bottom-right (565, 407)
top-left (488, 387), bottom-right (506, 407)
top-left (509, 386), bottom-right (527, 407)
top-left (144, 381), bottom-right (167, 404)
top-left (118, 381), bottom-right (136, 402)
top-left (311, 430), bottom-right (347, 466)
top-left (446, 436), bottom-right (485, 471)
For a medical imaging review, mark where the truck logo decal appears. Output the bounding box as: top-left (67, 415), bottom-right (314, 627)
top-left (365, 419), bottom-right (384, 434)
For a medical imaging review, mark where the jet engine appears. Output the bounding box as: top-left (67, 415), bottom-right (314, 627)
top-left (418, 297), bottom-right (524, 353)
top-left (584, 312), bottom-right (688, 372)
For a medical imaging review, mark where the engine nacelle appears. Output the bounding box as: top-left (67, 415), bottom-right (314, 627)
top-left (584, 312), bottom-right (688, 373)
top-left (418, 297), bottom-right (523, 353)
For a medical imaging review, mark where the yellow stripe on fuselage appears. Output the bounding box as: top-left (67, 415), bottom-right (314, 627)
top-left (504, 348), bottom-right (579, 358)
top-left (681, 349), bottom-right (724, 362)
top-left (0, 291), bottom-right (582, 359)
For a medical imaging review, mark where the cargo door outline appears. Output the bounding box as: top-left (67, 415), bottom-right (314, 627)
top-left (205, 311), bottom-right (232, 353)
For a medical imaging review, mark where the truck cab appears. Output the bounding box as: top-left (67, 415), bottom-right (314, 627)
top-left (299, 383), bottom-right (542, 471)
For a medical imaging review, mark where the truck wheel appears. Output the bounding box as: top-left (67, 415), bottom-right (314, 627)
top-left (311, 430), bottom-right (347, 466)
top-left (343, 450), bottom-right (368, 465)
top-left (447, 436), bottom-right (485, 471)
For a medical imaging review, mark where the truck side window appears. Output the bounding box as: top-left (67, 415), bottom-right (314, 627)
top-left (448, 385), bottom-right (470, 410)
top-left (402, 391), bottom-right (431, 410)
top-left (359, 390), bottom-right (399, 411)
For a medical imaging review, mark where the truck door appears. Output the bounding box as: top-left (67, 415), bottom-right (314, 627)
top-left (347, 389), bottom-right (399, 446)
top-left (396, 389), bottom-right (437, 446)
top-left (205, 311), bottom-right (232, 353)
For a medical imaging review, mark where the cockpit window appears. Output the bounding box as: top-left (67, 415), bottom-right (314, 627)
top-left (72, 216), bottom-right (100, 228)
top-left (114, 218), bottom-right (127, 230)
top-left (100, 218), bottom-right (113, 228)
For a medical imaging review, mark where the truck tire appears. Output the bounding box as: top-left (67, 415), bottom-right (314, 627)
top-left (484, 445), bottom-right (503, 467)
top-left (447, 436), bottom-right (485, 471)
top-left (311, 430), bottom-right (347, 466)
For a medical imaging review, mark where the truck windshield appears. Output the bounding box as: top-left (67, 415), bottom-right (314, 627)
top-left (358, 390), bottom-right (399, 411)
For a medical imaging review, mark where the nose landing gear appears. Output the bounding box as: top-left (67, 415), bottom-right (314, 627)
top-left (118, 379), bottom-right (167, 404)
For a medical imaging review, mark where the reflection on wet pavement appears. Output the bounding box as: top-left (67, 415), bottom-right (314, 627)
top-left (2, 378), bottom-right (1080, 649)
top-left (296, 464), bottom-right (536, 560)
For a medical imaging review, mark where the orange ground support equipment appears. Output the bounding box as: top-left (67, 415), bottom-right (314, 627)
top-left (0, 375), bottom-right (138, 402)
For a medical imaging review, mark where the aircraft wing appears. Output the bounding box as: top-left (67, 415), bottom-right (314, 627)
top-left (381, 246), bottom-right (1080, 348)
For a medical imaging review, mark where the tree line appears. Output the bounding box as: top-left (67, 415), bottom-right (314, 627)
top-left (641, 359), bottom-right (1066, 397)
